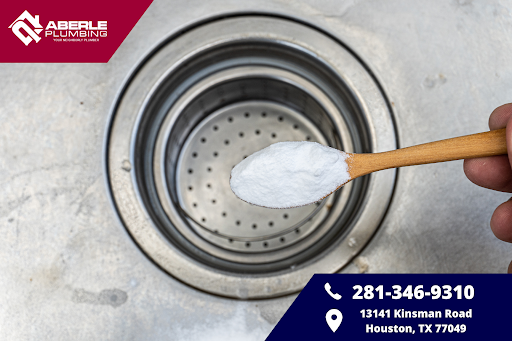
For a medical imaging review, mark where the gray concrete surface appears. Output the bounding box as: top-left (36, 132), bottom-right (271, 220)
top-left (2, 0), bottom-right (512, 339)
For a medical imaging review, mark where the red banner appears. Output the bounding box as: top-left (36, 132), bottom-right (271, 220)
top-left (0, 0), bottom-right (153, 62)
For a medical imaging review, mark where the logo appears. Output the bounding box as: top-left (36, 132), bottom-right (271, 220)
top-left (9, 10), bottom-right (42, 46)
top-left (8, 10), bottom-right (108, 46)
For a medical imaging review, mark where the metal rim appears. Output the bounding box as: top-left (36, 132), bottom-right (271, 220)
top-left (106, 15), bottom-right (396, 298)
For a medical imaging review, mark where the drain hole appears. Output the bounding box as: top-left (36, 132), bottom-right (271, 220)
top-left (207, 167), bottom-right (212, 172)
top-left (244, 112), bottom-right (250, 118)
top-left (268, 221), bottom-right (274, 227)
top-left (206, 183), bottom-right (211, 188)
top-left (228, 117), bottom-right (233, 122)
top-left (278, 116), bottom-right (283, 122)
top-left (188, 169), bottom-right (193, 174)
top-left (222, 212), bottom-right (227, 217)
top-left (283, 214), bottom-right (288, 219)
top-left (252, 224), bottom-right (257, 229)
top-left (271, 133), bottom-right (276, 138)
top-left (263, 242), bottom-right (268, 248)
top-left (239, 132), bottom-right (244, 138)
top-left (224, 139), bottom-right (230, 145)
top-left (201, 217), bottom-right (206, 222)
top-left (212, 199), bottom-right (216, 204)
top-left (280, 237), bottom-right (285, 243)
top-left (201, 137), bottom-right (207, 143)
top-left (243, 155), bottom-right (248, 159)
top-left (213, 125), bottom-right (218, 131)
top-left (293, 124), bottom-right (299, 129)
top-left (306, 136), bottom-right (311, 141)
top-left (213, 152), bottom-right (218, 157)
top-left (228, 238), bottom-right (233, 243)
top-left (255, 129), bottom-right (260, 135)
top-left (245, 242), bottom-right (251, 248)
top-left (192, 152), bottom-right (198, 158)
top-left (188, 186), bottom-right (193, 191)
top-left (295, 229), bottom-right (300, 234)
top-left (261, 112), bottom-right (266, 117)
top-left (236, 220), bottom-right (241, 226)
top-left (192, 203), bottom-right (197, 207)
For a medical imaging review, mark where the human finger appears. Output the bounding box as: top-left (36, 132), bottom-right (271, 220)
top-left (463, 156), bottom-right (512, 192)
top-left (490, 199), bottom-right (512, 243)
top-left (489, 103), bottom-right (512, 130)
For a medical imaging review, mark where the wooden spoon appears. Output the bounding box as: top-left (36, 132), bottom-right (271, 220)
top-left (346, 128), bottom-right (507, 181)
top-left (231, 129), bottom-right (507, 209)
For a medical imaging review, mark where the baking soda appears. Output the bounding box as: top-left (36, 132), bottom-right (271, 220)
top-left (230, 141), bottom-right (351, 208)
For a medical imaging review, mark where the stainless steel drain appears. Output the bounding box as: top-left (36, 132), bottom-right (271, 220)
top-left (152, 66), bottom-right (354, 265)
top-left (106, 15), bottom-right (397, 298)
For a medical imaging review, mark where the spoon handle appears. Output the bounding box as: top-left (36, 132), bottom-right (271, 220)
top-left (348, 128), bottom-right (507, 178)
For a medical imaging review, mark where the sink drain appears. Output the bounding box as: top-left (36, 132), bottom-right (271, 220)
top-left (106, 14), bottom-right (397, 298)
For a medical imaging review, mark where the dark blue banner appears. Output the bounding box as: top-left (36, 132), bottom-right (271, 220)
top-left (267, 274), bottom-right (511, 339)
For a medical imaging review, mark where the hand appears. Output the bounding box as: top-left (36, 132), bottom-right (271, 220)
top-left (463, 103), bottom-right (512, 273)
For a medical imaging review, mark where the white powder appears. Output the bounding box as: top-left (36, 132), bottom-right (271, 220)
top-left (230, 141), bottom-right (351, 208)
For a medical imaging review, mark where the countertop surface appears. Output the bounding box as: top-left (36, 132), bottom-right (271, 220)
top-left (1, 1), bottom-right (512, 339)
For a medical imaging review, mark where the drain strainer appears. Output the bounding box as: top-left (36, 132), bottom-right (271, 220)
top-left (174, 101), bottom-right (331, 253)
top-left (106, 14), bottom-right (397, 298)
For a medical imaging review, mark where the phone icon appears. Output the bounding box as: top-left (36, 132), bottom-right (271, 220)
top-left (325, 282), bottom-right (341, 300)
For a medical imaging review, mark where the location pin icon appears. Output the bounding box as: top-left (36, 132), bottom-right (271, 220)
top-left (325, 309), bottom-right (343, 332)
